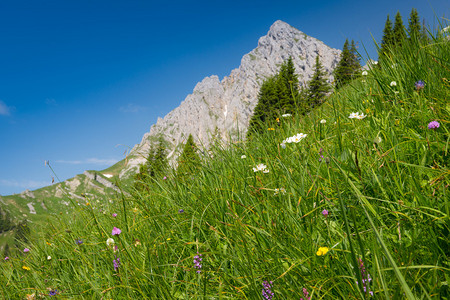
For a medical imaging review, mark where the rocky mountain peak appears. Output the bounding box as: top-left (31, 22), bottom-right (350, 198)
top-left (120, 20), bottom-right (341, 178)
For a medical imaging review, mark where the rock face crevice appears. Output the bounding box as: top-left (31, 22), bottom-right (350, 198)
top-left (119, 20), bottom-right (342, 178)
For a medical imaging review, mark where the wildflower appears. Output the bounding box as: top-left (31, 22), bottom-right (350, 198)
top-left (262, 169), bottom-right (270, 173)
top-left (253, 164), bottom-right (269, 173)
top-left (322, 209), bottom-right (329, 217)
top-left (390, 81), bottom-right (397, 87)
top-left (112, 213), bottom-right (117, 218)
top-left (355, 113), bottom-right (367, 120)
top-left (178, 209), bottom-right (184, 213)
top-left (163, 176), bottom-right (167, 180)
top-left (357, 258), bottom-right (374, 296)
top-left (113, 255), bottom-right (120, 271)
top-left (361, 70), bottom-right (368, 76)
top-left (76, 239), bottom-right (83, 245)
top-left (241, 155), bottom-right (246, 159)
top-left (274, 188), bottom-right (286, 195)
top-left (372, 61), bottom-right (378, 65)
top-left (193, 253), bottom-right (202, 273)
top-left (349, 112), bottom-right (366, 119)
top-left (25, 294), bottom-right (36, 300)
top-left (262, 281), bottom-right (274, 300)
top-left (348, 112), bottom-right (359, 119)
top-left (282, 113), bottom-right (292, 117)
top-left (316, 246), bottom-right (329, 256)
top-left (23, 248), bottom-right (30, 253)
top-left (320, 119), bottom-right (326, 124)
top-left (48, 290), bottom-right (58, 296)
top-left (47, 256), bottom-right (52, 260)
top-left (22, 266), bottom-right (30, 271)
top-left (280, 143), bottom-right (286, 149)
top-left (301, 287), bottom-right (311, 300)
top-left (4, 256), bottom-right (9, 261)
top-left (106, 238), bottom-right (115, 247)
top-left (268, 128), bottom-right (275, 131)
top-left (132, 207), bottom-right (139, 213)
top-left (112, 227), bottom-right (122, 236)
top-left (282, 133), bottom-right (307, 145)
top-left (428, 121), bottom-right (440, 129)
top-left (134, 239), bottom-right (141, 247)
top-left (415, 80), bottom-right (425, 91)
top-left (394, 91), bottom-right (399, 94)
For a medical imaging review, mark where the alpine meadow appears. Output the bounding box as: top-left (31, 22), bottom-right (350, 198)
top-left (1, 8), bottom-right (449, 300)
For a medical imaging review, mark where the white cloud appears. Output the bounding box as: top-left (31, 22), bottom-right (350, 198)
top-left (54, 158), bottom-right (119, 166)
top-left (119, 103), bottom-right (146, 113)
top-left (0, 179), bottom-right (50, 189)
top-left (0, 101), bottom-right (11, 116)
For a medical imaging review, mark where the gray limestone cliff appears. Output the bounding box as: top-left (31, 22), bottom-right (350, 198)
top-left (121, 20), bottom-right (341, 177)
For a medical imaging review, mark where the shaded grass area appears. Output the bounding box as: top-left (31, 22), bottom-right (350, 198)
top-left (1, 31), bottom-right (449, 299)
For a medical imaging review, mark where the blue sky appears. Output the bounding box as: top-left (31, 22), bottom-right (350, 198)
top-left (0, 0), bottom-right (448, 195)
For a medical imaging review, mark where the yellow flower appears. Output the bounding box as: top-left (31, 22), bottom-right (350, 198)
top-left (365, 108), bottom-right (370, 114)
top-left (316, 247), bottom-right (329, 256)
top-left (395, 119), bottom-right (400, 126)
top-left (268, 128), bottom-right (275, 131)
top-left (22, 266), bottom-right (30, 271)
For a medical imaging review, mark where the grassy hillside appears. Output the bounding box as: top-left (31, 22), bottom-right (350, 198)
top-left (1, 31), bottom-right (448, 299)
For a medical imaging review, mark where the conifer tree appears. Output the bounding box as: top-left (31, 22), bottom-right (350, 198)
top-left (380, 15), bottom-right (394, 58)
top-left (277, 56), bottom-right (299, 114)
top-left (177, 134), bottom-right (200, 179)
top-left (349, 40), bottom-right (361, 75)
top-left (134, 136), bottom-right (169, 191)
top-left (306, 55), bottom-right (330, 109)
top-left (247, 76), bottom-right (278, 137)
top-left (421, 18), bottom-right (429, 44)
top-left (407, 8), bottom-right (421, 40)
top-left (334, 39), bottom-right (352, 88)
top-left (393, 11), bottom-right (407, 47)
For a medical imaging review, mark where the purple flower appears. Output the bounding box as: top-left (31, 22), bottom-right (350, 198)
top-left (163, 176), bottom-right (167, 180)
top-left (428, 121), bottom-right (440, 129)
top-left (322, 209), bottom-right (329, 217)
top-left (178, 209), bottom-right (184, 213)
top-left (112, 227), bottom-right (122, 236)
top-left (76, 239), bottom-right (83, 245)
top-left (357, 258), bottom-right (373, 296)
top-left (112, 213), bottom-right (117, 218)
top-left (113, 255), bottom-right (120, 271)
top-left (262, 281), bottom-right (274, 300)
top-left (23, 248), bottom-right (30, 253)
top-left (193, 253), bottom-right (202, 273)
top-left (415, 80), bottom-right (425, 91)
top-left (49, 290), bottom-right (58, 296)
top-left (4, 256), bottom-right (9, 261)
top-left (301, 287), bottom-right (311, 300)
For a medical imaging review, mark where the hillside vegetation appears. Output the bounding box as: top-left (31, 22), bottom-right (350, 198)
top-left (1, 27), bottom-right (449, 299)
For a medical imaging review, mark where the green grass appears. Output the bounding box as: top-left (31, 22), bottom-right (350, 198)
top-left (1, 31), bottom-right (449, 299)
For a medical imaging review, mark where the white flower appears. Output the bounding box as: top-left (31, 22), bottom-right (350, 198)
top-left (373, 61), bottom-right (378, 65)
top-left (281, 113), bottom-right (292, 117)
top-left (390, 81), bottom-right (397, 87)
top-left (281, 133), bottom-right (307, 145)
top-left (355, 113), bottom-right (366, 119)
top-left (320, 119), bottom-right (326, 124)
top-left (106, 238), bottom-right (115, 247)
top-left (47, 256), bottom-right (51, 260)
top-left (394, 91), bottom-right (399, 94)
top-left (274, 188), bottom-right (286, 195)
top-left (348, 112), bottom-right (359, 119)
top-left (361, 70), bottom-right (368, 76)
top-left (280, 143), bottom-right (286, 149)
top-left (349, 112), bottom-right (366, 120)
top-left (263, 169), bottom-right (270, 173)
top-left (253, 164), bottom-right (268, 173)
top-left (241, 155), bottom-right (246, 159)
top-left (373, 136), bottom-right (382, 144)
